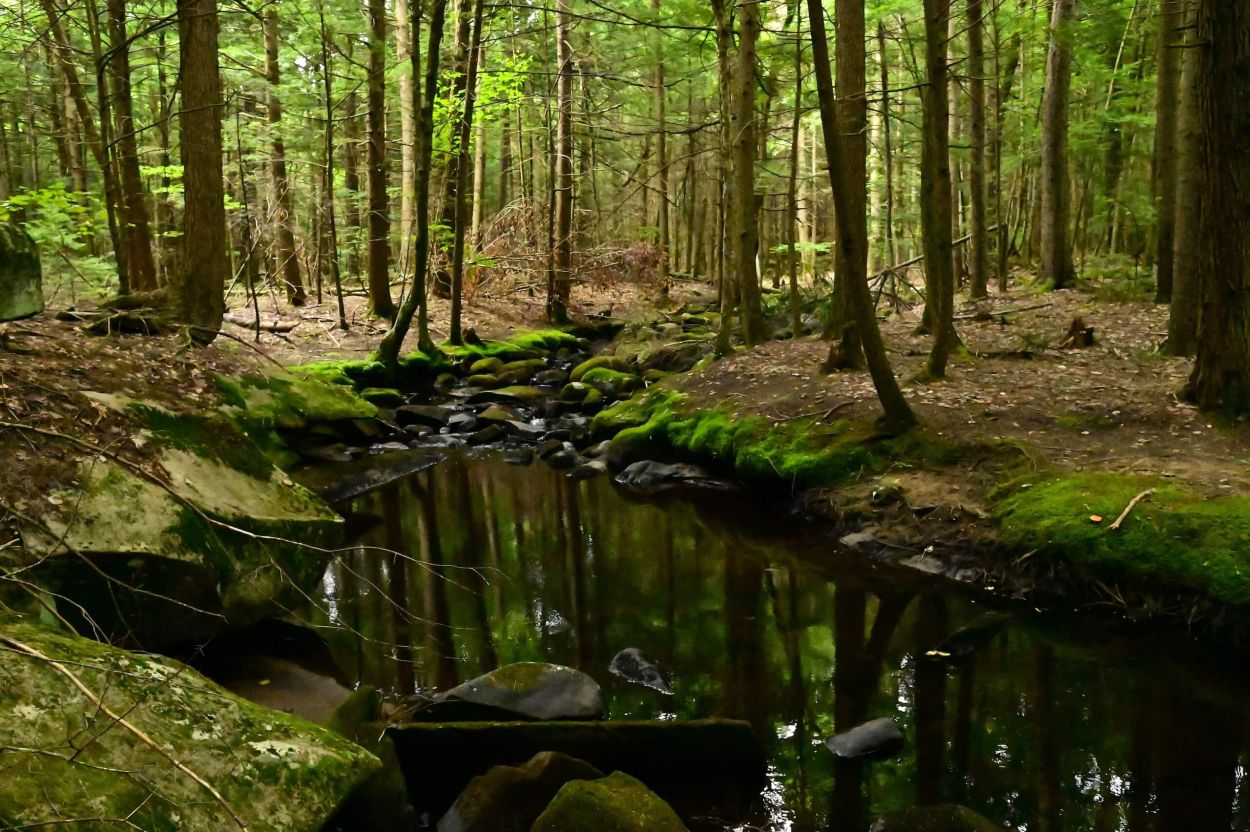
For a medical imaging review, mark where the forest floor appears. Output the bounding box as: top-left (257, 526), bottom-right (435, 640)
top-left (5, 270), bottom-right (1249, 621)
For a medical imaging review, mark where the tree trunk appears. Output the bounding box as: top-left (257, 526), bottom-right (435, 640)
top-left (378, 0), bottom-right (451, 367)
top-left (263, 7), bottom-right (305, 305)
top-left (434, 0), bottom-right (474, 300)
top-left (1183, 0), bottom-right (1250, 413)
top-left (806, 0), bottom-right (918, 432)
top-left (176, 0), bottom-right (227, 340)
top-left (966, 0), bottom-right (989, 299)
top-left (1038, 0), bottom-right (1077, 289)
top-left (712, 0), bottom-right (736, 355)
top-left (449, 0), bottom-right (485, 343)
top-left (652, 0), bottom-right (670, 273)
top-left (470, 46), bottom-right (488, 248)
top-left (549, 0), bottom-right (573, 322)
top-left (394, 0), bottom-right (417, 277)
top-left (1152, 0), bottom-right (1183, 303)
top-left (366, 0), bottom-right (394, 318)
top-left (733, 0), bottom-right (767, 344)
top-left (1168, 0), bottom-right (1200, 355)
top-left (921, 0), bottom-right (958, 378)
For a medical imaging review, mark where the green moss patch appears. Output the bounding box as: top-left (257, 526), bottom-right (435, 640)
top-left (594, 390), bottom-right (957, 488)
top-left (997, 473), bottom-right (1250, 608)
top-left (215, 370), bottom-right (377, 431)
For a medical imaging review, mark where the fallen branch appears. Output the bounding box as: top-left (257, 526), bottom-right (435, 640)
top-left (223, 313), bottom-right (298, 333)
top-left (954, 302), bottom-right (1053, 321)
top-left (1108, 488), bottom-right (1155, 532)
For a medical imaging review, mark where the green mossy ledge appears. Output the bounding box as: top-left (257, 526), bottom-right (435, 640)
top-left (294, 329), bottom-right (585, 392)
top-left (997, 473), bottom-right (1250, 609)
top-left (592, 389), bottom-right (957, 487)
top-left (0, 617), bottom-right (380, 832)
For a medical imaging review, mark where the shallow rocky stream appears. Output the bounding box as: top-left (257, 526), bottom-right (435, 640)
top-left (280, 448), bottom-right (1250, 831)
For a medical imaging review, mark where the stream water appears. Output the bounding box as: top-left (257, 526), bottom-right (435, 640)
top-left (309, 449), bottom-right (1250, 831)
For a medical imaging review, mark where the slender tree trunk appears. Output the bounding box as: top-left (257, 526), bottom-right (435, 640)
top-left (1038, 0), bottom-right (1077, 289)
top-left (366, 0), bottom-right (395, 317)
top-left (263, 7), bottom-right (305, 305)
top-left (435, 0), bottom-right (474, 300)
top-left (549, 0), bottom-right (573, 322)
top-left (822, 0), bottom-right (869, 368)
top-left (497, 106), bottom-right (512, 212)
top-left (176, 0), bottom-right (227, 340)
top-left (1152, 0), bottom-right (1183, 303)
top-left (449, 0), bottom-right (485, 343)
top-left (378, 0), bottom-right (451, 366)
top-left (319, 0), bottom-right (347, 328)
top-left (966, 0), bottom-right (989, 299)
top-left (343, 79), bottom-right (362, 277)
top-left (733, 0), bottom-right (767, 344)
top-left (787, 7), bottom-right (804, 340)
top-left (1168, 0), bottom-right (1200, 355)
top-left (807, 0), bottom-right (918, 431)
top-left (921, 0), bottom-right (958, 378)
top-left (470, 46), bottom-right (488, 248)
top-left (652, 0), bottom-right (670, 272)
top-left (395, 0), bottom-right (417, 277)
top-left (712, 0), bottom-right (737, 355)
top-left (878, 24), bottom-right (898, 270)
top-left (1183, 0), bottom-right (1250, 412)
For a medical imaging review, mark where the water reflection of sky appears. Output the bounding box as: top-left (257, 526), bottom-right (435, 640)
top-left (309, 450), bottom-right (1250, 832)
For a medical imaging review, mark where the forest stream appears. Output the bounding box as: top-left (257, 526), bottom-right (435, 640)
top-left (291, 450), bottom-right (1250, 832)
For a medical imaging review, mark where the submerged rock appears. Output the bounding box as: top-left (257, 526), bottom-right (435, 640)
top-left (615, 460), bottom-right (729, 491)
top-left (395, 404), bottom-right (454, 429)
top-left (569, 459), bottom-right (608, 480)
top-left (532, 771), bottom-right (689, 832)
top-left (0, 223), bottom-right (42, 321)
top-left (0, 618), bottom-right (379, 831)
top-left (925, 616), bottom-right (1008, 662)
top-left (438, 751), bottom-right (604, 832)
top-left (546, 449), bottom-right (580, 470)
top-left (447, 412), bottom-right (480, 432)
top-left (468, 386), bottom-right (548, 406)
top-left (869, 805), bottom-right (1000, 832)
top-left (467, 424), bottom-right (509, 445)
top-left (609, 648), bottom-right (673, 694)
top-left (293, 450), bottom-right (442, 504)
top-left (826, 718), bottom-right (906, 761)
top-left (436, 662), bottom-right (605, 720)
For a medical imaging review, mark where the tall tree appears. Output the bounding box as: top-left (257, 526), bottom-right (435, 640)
top-left (920, 0), bottom-right (958, 378)
top-left (449, 0), bottom-right (486, 343)
top-left (1182, 0), bottom-right (1250, 412)
top-left (732, 0), bottom-right (766, 344)
top-left (966, 0), bottom-right (989, 299)
top-left (1152, 0), bottom-right (1183, 304)
top-left (806, 0), bottom-right (917, 431)
top-left (652, 0), bottom-right (670, 272)
top-left (1168, 0), bottom-right (1199, 355)
top-left (176, 0), bottom-right (227, 340)
top-left (1038, 0), bottom-right (1077, 289)
top-left (263, 5), bottom-right (305, 305)
top-left (366, 0), bottom-right (395, 318)
top-left (822, 0), bottom-right (868, 369)
top-left (548, 0), bottom-right (573, 322)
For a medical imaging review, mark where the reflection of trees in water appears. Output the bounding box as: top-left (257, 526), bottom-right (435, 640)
top-left (315, 454), bottom-right (1250, 832)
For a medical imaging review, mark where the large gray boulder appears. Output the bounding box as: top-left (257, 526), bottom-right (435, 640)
top-left (0, 617), bottom-right (379, 831)
top-left (826, 718), bottom-right (906, 761)
top-left (433, 662), bottom-right (605, 721)
top-left (0, 223), bottom-right (42, 321)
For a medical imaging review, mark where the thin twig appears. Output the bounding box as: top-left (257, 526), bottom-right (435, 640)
top-left (1108, 488), bottom-right (1155, 531)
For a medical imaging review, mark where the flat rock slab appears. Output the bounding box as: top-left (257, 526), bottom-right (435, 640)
top-left (826, 717), bottom-right (906, 761)
top-left (294, 450), bottom-right (443, 503)
top-left (533, 771), bottom-right (688, 832)
top-left (388, 718), bottom-right (765, 824)
top-left (436, 662), bottom-right (605, 721)
top-left (0, 618), bottom-right (379, 832)
top-left (438, 751), bottom-right (603, 832)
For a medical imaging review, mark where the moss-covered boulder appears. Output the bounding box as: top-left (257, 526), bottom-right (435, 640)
top-left (360, 387), bottom-right (404, 407)
top-left (570, 355), bottom-right (632, 382)
top-left (14, 397), bottom-right (342, 645)
top-left (438, 751), bottom-right (603, 832)
top-left (215, 370), bottom-right (377, 432)
top-left (869, 805), bottom-right (1000, 832)
top-left (581, 367), bottom-right (642, 398)
top-left (0, 223), bottom-right (42, 321)
top-left (0, 617), bottom-right (379, 831)
top-left (532, 772), bottom-right (688, 832)
top-left (469, 356), bottom-right (505, 375)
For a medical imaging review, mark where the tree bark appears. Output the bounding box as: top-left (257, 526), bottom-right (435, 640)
top-left (1168, 0), bottom-right (1199, 355)
top-left (1152, 0), bottom-right (1183, 303)
top-left (806, 0), bottom-right (918, 431)
top-left (263, 7), bottom-right (305, 305)
top-left (1183, 0), bottom-right (1250, 412)
top-left (652, 0), bottom-right (670, 272)
top-left (549, 0), bottom-right (574, 322)
top-left (733, 0), bottom-right (767, 344)
top-left (366, 0), bottom-right (395, 318)
top-left (921, 0), bottom-right (958, 378)
top-left (394, 0), bottom-right (417, 276)
top-left (966, 0), bottom-right (989, 299)
top-left (449, 0), bottom-right (485, 343)
top-left (176, 0), bottom-right (227, 340)
top-left (1038, 0), bottom-right (1077, 289)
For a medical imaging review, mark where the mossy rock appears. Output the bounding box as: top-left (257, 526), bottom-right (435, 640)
top-left (870, 805), bottom-right (1000, 832)
top-left (532, 772), bottom-right (688, 832)
top-left (0, 617), bottom-right (379, 832)
top-left (469, 356), bottom-right (505, 375)
top-left (581, 367), bottom-right (643, 396)
top-left (996, 473), bottom-right (1250, 608)
top-left (560, 382), bottom-right (591, 403)
top-left (642, 369), bottom-right (670, 383)
top-left (499, 358), bottom-right (547, 377)
top-left (215, 370), bottom-right (378, 432)
top-left (360, 387), bottom-right (404, 407)
top-left (465, 373), bottom-right (499, 388)
top-left (495, 368), bottom-right (532, 387)
top-left (0, 222), bottom-right (42, 321)
top-left (14, 397), bottom-right (342, 645)
top-left (570, 356), bottom-right (632, 383)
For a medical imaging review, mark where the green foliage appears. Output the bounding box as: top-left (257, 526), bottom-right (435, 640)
top-left (997, 474), bottom-right (1250, 608)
